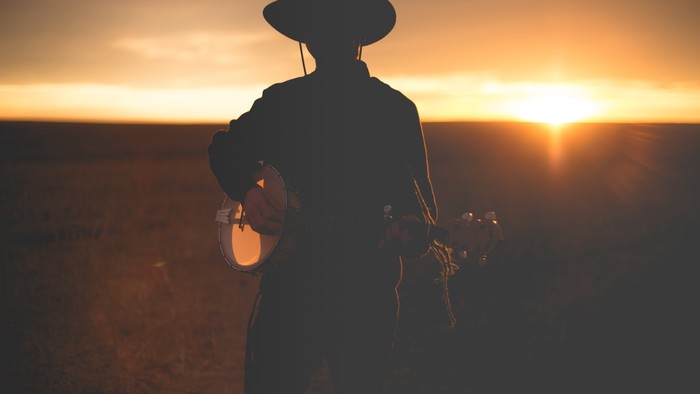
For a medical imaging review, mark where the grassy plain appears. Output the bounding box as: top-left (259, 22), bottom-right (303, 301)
top-left (1, 121), bottom-right (697, 393)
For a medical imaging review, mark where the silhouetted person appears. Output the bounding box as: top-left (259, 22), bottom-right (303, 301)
top-left (209, 1), bottom-right (437, 393)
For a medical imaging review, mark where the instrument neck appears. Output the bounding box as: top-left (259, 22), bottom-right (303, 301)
top-left (286, 209), bottom-right (386, 236)
top-left (286, 209), bottom-right (448, 243)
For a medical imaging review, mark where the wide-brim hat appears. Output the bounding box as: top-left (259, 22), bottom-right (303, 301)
top-left (263, 0), bottom-right (396, 46)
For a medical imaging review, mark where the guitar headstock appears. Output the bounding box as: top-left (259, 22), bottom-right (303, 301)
top-left (440, 211), bottom-right (504, 266)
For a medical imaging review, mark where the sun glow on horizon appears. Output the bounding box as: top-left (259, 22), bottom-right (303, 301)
top-left (504, 84), bottom-right (603, 126)
top-left (3, 78), bottom-right (700, 124)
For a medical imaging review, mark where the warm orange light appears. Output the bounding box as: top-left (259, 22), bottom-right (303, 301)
top-left (506, 84), bottom-right (602, 126)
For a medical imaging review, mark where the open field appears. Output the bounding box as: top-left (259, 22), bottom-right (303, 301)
top-left (1, 121), bottom-right (698, 393)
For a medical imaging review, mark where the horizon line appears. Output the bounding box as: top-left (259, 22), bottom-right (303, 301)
top-left (2, 116), bottom-right (700, 126)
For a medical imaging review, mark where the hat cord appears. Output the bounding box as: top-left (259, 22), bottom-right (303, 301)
top-left (298, 42), bottom-right (364, 76)
top-left (299, 41), bottom-right (308, 76)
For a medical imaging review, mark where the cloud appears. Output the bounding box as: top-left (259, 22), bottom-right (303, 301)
top-left (0, 0), bottom-right (278, 86)
top-left (113, 31), bottom-right (273, 69)
top-left (0, 83), bottom-right (268, 123)
top-left (3, 0), bottom-right (699, 92)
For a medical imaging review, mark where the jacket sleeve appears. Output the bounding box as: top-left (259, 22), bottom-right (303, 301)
top-left (402, 102), bottom-right (439, 224)
top-left (208, 95), bottom-right (268, 202)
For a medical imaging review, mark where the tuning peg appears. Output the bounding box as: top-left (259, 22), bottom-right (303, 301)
top-left (461, 212), bottom-right (474, 223)
top-left (479, 255), bottom-right (488, 266)
top-left (384, 205), bottom-right (393, 220)
top-left (484, 211), bottom-right (497, 221)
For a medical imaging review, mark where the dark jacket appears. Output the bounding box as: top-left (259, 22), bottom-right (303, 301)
top-left (209, 60), bottom-right (437, 262)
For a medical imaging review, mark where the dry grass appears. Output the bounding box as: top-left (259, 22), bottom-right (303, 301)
top-left (2, 121), bottom-right (698, 393)
top-left (1, 123), bottom-right (257, 393)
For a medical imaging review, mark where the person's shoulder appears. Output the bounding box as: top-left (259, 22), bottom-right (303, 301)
top-left (261, 75), bottom-right (308, 98)
top-left (368, 77), bottom-right (418, 112)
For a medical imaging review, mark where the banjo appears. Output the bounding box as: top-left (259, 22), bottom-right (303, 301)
top-left (215, 165), bottom-right (504, 273)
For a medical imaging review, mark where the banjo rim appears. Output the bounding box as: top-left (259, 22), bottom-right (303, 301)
top-left (217, 165), bottom-right (289, 272)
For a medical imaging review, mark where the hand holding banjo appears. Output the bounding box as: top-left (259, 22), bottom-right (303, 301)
top-left (243, 186), bottom-right (285, 236)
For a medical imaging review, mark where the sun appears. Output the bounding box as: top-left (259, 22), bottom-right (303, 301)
top-left (507, 84), bottom-right (602, 126)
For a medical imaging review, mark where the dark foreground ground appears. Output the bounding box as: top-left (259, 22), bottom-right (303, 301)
top-left (1, 121), bottom-right (698, 393)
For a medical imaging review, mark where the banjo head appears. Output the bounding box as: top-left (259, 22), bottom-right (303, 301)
top-left (217, 165), bottom-right (289, 272)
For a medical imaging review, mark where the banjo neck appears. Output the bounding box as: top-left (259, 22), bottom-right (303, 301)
top-left (284, 209), bottom-right (386, 236)
top-left (280, 208), bottom-right (449, 244)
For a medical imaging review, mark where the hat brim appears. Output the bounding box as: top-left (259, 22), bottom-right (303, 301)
top-left (263, 1), bottom-right (396, 46)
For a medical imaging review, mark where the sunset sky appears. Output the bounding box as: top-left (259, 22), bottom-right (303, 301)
top-left (2, 0), bottom-right (699, 123)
